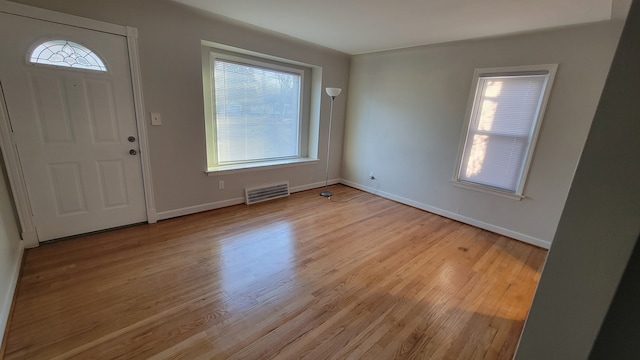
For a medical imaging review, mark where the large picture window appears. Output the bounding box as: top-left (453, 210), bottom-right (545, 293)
top-left (213, 59), bottom-right (301, 163)
top-left (455, 65), bottom-right (557, 198)
top-left (202, 45), bottom-right (314, 172)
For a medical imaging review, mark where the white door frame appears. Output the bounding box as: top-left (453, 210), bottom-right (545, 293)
top-left (0, 1), bottom-right (157, 248)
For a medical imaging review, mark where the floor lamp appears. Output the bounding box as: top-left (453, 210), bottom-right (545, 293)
top-left (320, 87), bottom-right (342, 197)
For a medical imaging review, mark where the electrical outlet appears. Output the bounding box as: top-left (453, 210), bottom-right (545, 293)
top-left (369, 171), bottom-right (375, 180)
top-left (218, 180), bottom-right (224, 189)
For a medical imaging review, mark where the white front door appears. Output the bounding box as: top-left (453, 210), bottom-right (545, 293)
top-left (0, 13), bottom-right (147, 242)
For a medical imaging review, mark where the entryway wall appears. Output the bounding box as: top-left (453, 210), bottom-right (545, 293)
top-left (7, 0), bottom-right (352, 220)
top-left (0, 146), bottom-right (23, 350)
top-left (0, 1), bottom-right (157, 247)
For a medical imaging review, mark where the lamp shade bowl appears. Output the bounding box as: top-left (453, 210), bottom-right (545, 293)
top-left (326, 87), bottom-right (342, 97)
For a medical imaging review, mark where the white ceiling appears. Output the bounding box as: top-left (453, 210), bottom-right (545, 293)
top-left (172, 0), bottom-right (630, 55)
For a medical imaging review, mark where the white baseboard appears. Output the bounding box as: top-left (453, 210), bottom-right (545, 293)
top-left (0, 240), bottom-right (24, 346)
top-left (290, 179), bottom-right (340, 193)
top-left (340, 179), bottom-right (551, 249)
top-left (146, 209), bottom-right (158, 224)
top-left (156, 179), bottom-right (341, 221)
top-left (21, 230), bottom-right (38, 249)
top-left (155, 179), bottom-right (550, 249)
top-left (156, 197), bottom-right (245, 221)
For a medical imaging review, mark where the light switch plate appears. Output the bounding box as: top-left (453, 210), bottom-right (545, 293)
top-left (150, 112), bottom-right (161, 126)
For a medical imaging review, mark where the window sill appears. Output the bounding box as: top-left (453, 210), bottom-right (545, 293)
top-left (206, 157), bottom-right (319, 176)
top-left (452, 181), bottom-right (525, 201)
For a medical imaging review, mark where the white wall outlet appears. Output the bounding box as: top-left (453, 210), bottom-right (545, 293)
top-left (369, 171), bottom-right (375, 180)
top-left (150, 112), bottom-right (162, 126)
top-left (218, 180), bottom-right (224, 189)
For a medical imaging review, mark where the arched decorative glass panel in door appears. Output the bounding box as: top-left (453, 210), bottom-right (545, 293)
top-left (29, 39), bottom-right (107, 72)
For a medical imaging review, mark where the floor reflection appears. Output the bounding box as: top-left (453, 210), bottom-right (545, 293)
top-left (220, 221), bottom-right (295, 309)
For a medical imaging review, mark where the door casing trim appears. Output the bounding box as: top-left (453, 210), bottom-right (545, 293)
top-left (0, 1), bottom-right (157, 248)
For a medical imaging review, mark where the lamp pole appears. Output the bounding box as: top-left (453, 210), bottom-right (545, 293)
top-left (320, 87), bottom-right (342, 197)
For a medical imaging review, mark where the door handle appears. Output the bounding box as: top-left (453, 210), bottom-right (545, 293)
top-left (129, 149), bottom-right (137, 155)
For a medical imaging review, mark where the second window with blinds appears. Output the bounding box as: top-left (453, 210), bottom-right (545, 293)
top-left (202, 46), bottom-right (312, 172)
top-left (455, 64), bottom-right (557, 199)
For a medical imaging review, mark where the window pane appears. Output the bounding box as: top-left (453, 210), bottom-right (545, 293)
top-left (30, 40), bottom-right (107, 72)
top-left (214, 60), bottom-right (301, 163)
top-left (460, 134), bottom-right (528, 190)
top-left (459, 72), bottom-right (548, 193)
top-left (473, 76), bottom-right (545, 136)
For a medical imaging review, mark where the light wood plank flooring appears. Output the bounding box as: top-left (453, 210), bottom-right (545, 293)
top-left (3, 185), bottom-right (546, 359)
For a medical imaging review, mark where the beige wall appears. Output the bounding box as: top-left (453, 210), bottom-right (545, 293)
top-left (9, 0), bottom-right (351, 216)
top-left (342, 21), bottom-right (623, 246)
top-left (0, 149), bottom-right (22, 341)
top-left (8, 0), bottom-right (623, 246)
top-left (516, 0), bottom-right (640, 357)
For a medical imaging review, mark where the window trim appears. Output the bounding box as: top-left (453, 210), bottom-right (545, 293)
top-left (453, 64), bottom-right (558, 199)
top-left (201, 44), bottom-right (314, 172)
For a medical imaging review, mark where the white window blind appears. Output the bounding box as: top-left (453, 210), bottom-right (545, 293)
top-left (213, 59), bottom-right (301, 164)
top-left (458, 70), bottom-right (552, 194)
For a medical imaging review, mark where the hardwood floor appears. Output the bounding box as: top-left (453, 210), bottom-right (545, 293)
top-left (3, 185), bottom-right (546, 359)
